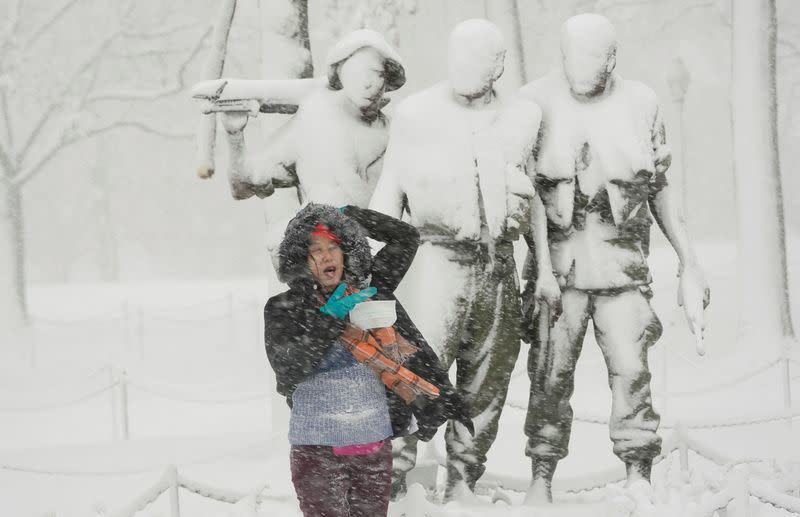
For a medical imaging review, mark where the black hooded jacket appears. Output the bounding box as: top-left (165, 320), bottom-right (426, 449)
top-left (264, 204), bottom-right (472, 440)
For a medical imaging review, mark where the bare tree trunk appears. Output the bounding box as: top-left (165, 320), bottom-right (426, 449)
top-left (484, 0), bottom-right (527, 89)
top-left (259, 0), bottom-right (313, 79)
top-left (731, 0), bottom-right (795, 341)
top-left (257, 0), bottom-right (313, 296)
top-left (196, 0), bottom-right (238, 179)
top-left (91, 140), bottom-right (119, 281)
top-left (0, 178), bottom-right (27, 330)
top-left (0, 2), bottom-right (212, 332)
top-left (292, 0), bottom-right (313, 79)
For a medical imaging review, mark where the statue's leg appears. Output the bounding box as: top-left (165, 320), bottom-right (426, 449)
top-left (592, 287), bottom-right (663, 485)
top-left (390, 243), bottom-right (471, 500)
top-left (390, 434), bottom-right (418, 500)
top-left (443, 250), bottom-right (522, 500)
top-left (523, 288), bottom-right (591, 504)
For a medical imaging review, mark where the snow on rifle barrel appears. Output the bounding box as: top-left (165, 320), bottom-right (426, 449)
top-left (191, 77), bottom-right (391, 117)
top-left (191, 77), bottom-right (325, 116)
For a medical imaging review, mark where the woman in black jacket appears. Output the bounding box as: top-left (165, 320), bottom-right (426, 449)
top-left (264, 203), bottom-right (472, 516)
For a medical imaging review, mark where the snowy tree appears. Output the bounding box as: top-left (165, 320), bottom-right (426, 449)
top-left (321, 0), bottom-right (416, 46)
top-left (484, 0), bottom-right (527, 87)
top-left (0, 1), bottom-right (209, 331)
top-left (196, 0), bottom-right (237, 180)
top-left (589, 0), bottom-right (795, 342)
top-left (731, 0), bottom-right (795, 342)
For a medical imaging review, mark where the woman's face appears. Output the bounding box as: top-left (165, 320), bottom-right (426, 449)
top-left (307, 234), bottom-right (344, 290)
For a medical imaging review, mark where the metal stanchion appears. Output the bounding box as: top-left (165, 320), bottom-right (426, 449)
top-left (728, 470), bottom-right (750, 517)
top-left (122, 302), bottom-right (131, 353)
top-left (120, 369), bottom-right (130, 440)
top-left (137, 307), bottom-right (145, 361)
top-left (109, 366), bottom-right (119, 440)
top-left (168, 465), bottom-right (181, 517)
top-left (227, 293), bottom-right (236, 351)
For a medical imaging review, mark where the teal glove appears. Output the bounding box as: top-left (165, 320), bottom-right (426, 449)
top-left (319, 283), bottom-right (377, 319)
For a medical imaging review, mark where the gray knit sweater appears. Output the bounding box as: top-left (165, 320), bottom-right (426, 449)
top-left (288, 340), bottom-right (393, 446)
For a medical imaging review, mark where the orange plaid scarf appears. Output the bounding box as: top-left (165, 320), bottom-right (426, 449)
top-left (319, 286), bottom-right (440, 404)
top-left (339, 324), bottom-right (440, 404)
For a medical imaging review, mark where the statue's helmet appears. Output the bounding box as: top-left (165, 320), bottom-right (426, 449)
top-left (326, 29), bottom-right (406, 92)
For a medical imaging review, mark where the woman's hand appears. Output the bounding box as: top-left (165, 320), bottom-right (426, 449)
top-left (319, 283), bottom-right (377, 319)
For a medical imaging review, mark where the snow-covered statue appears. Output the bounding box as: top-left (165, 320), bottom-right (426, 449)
top-left (219, 29), bottom-right (404, 206)
top-left (519, 13), bottom-right (710, 503)
top-left (369, 19), bottom-right (558, 500)
top-left (192, 30), bottom-right (405, 270)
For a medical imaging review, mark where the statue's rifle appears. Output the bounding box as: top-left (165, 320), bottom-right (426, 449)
top-left (191, 77), bottom-right (324, 116)
top-left (530, 304), bottom-right (556, 398)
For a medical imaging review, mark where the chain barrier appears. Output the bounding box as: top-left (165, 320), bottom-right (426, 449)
top-left (537, 407), bottom-right (800, 430)
top-left (127, 380), bottom-right (266, 404)
top-left (507, 356), bottom-right (784, 412)
top-left (0, 433), bottom-right (273, 476)
top-left (110, 467), bottom-right (283, 517)
top-left (143, 311), bottom-right (232, 323)
top-left (0, 365), bottom-right (110, 392)
top-left (751, 483), bottom-right (800, 514)
top-left (0, 369), bottom-right (266, 412)
top-left (31, 314), bottom-right (124, 326)
top-left (110, 467), bottom-right (173, 517)
top-left (0, 381), bottom-right (117, 412)
top-left (673, 408), bottom-right (800, 430)
top-left (24, 294), bottom-right (242, 327)
top-left (142, 295), bottom-right (233, 314)
top-left (30, 306), bottom-right (126, 324)
top-left (0, 462), bottom-right (157, 477)
top-left (122, 368), bottom-right (262, 390)
top-left (667, 357), bottom-right (783, 396)
top-left (177, 474), bottom-right (250, 504)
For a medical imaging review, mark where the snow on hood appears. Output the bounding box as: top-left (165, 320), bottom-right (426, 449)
top-left (325, 29), bottom-right (406, 92)
top-left (277, 204), bottom-right (372, 289)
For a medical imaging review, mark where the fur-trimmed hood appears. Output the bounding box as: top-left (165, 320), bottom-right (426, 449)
top-left (278, 204), bottom-right (372, 289)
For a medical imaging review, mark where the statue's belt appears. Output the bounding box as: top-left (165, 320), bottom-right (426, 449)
top-left (418, 232), bottom-right (515, 267)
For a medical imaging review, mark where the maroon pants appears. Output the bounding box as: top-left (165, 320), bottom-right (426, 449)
top-left (290, 439), bottom-right (392, 517)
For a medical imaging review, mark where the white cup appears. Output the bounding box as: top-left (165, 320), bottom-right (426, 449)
top-left (349, 300), bottom-right (397, 329)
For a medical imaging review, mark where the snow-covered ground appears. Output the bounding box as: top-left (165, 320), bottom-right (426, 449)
top-left (1, 236), bottom-right (799, 516)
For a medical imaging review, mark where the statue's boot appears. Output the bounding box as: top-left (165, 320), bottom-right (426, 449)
top-left (625, 460), bottom-right (656, 512)
top-left (625, 460), bottom-right (652, 486)
top-left (523, 458), bottom-right (557, 505)
top-left (443, 463), bottom-right (482, 503)
top-left (390, 472), bottom-right (407, 501)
